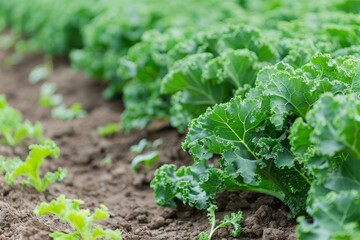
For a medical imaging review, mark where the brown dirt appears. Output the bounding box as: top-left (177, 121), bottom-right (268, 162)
top-left (0, 50), bottom-right (296, 240)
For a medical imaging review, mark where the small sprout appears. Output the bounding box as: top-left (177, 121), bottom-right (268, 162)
top-left (152, 139), bottom-right (163, 148)
top-left (39, 83), bottom-right (63, 108)
top-left (3, 52), bottom-right (23, 68)
top-left (131, 151), bottom-right (160, 172)
top-left (0, 140), bottom-right (66, 192)
top-left (0, 95), bottom-right (44, 145)
top-left (198, 205), bottom-right (243, 240)
top-left (34, 195), bottom-right (123, 240)
top-left (101, 156), bottom-right (113, 165)
top-left (97, 123), bottom-right (121, 137)
top-left (130, 138), bottom-right (162, 154)
top-left (130, 139), bottom-right (151, 154)
top-left (0, 156), bottom-right (23, 174)
top-left (29, 55), bottom-right (53, 84)
top-left (3, 37), bottom-right (37, 68)
top-left (130, 138), bottom-right (163, 172)
top-left (29, 64), bottom-right (50, 84)
top-left (52, 103), bottom-right (87, 121)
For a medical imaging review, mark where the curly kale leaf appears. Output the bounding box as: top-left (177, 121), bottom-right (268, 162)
top-left (152, 54), bottom-right (360, 216)
top-left (152, 95), bottom-right (310, 214)
top-left (198, 205), bottom-right (243, 240)
top-left (297, 191), bottom-right (360, 240)
top-left (1, 140), bottom-right (66, 192)
top-left (289, 94), bottom-right (360, 239)
top-left (34, 195), bottom-right (122, 240)
top-left (290, 94), bottom-right (360, 191)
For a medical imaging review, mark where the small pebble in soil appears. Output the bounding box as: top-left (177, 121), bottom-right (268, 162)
top-left (148, 216), bottom-right (166, 229)
top-left (262, 228), bottom-right (285, 240)
top-left (252, 223), bottom-right (264, 236)
top-left (160, 208), bottom-right (177, 218)
top-left (279, 219), bottom-right (288, 227)
top-left (132, 175), bottom-right (147, 187)
top-left (136, 214), bottom-right (148, 223)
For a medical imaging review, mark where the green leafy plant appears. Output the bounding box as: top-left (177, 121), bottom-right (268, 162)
top-left (151, 54), bottom-right (360, 213)
top-left (97, 123), bottom-right (121, 137)
top-left (290, 93), bottom-right (360, 239)
top-left (198, 205), bottom-right (243, 240)
top-left (130, 138), bottom-right (162, 154)
top-left (29, 64), bottom-right (50, 84)
top-left (3, 52), bottom-right (23, 68)
top-left (101, 156), bottom-right (113, 166)
top-left (0, 140), bottom-right (66, 192)
top-left (4, 0), bottom-right (360, 238)
top-left (152, 54), bottom-right (360, 238)
top-left (130, 138), bottom-right (162, 172)
top-left (131, 151), bottom-right (160, 172)
top-left (0, 95), bottom-right (43, 145)
top-left (34, 195), bottom-right (123, 240)
top-left (52, 103), bottom-right (87, 121)
top-left (39, 83), bottom-right (63, 108)
top-left (29, 55), bottom-right (53, 84)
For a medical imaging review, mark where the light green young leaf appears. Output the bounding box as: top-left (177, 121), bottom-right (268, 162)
top-left (0, 95), bottom-right (44, 145)
top-left (29, 64), bottom-right (50, 84)
top-left (130, 138), bottom-right (163, 154)
top-left (49, 231), bottom-right (80, 240)
top-left (3, 140), bottom-right (66, 192)
top-left (39, 83), bottom-right (63, 108)
top-left (131, 151), bottom-right (160, 172)
top-left (34, 195), bottom-right (122, 240)
top-left (101, 157), bottom-right (112, 166)
top-left (198, 205), bottom-right (243, 240)
top-left (3, 52), bottom-right (23, 68)
top-left (130, 139), bottom-right (151, 154)
top-left (52, 103), bottom-right (87, 121)
top-left (97, 123), bottom-right (121, 137)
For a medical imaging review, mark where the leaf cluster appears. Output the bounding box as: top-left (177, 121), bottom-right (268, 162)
top-left (0, 140), bottom-right (66, 192)
top-left (151, 54), bottom-right (360, 238)
top-left (198, 205), bottom-right (243, 240)
top-left (0, 95), bottom-right (43, 146)
top-left (130, 138), bottom-right (162, 172)
top-left (34, 195), bottom-right (122, 240)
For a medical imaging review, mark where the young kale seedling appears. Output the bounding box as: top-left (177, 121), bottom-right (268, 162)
top-left (130, 138), bottom-right (162, 172)
top-left (97, 123), bottom-right (122, 137)
top-left (101, 156), bottom-right (113, 166)
top-left (34, 195), bottom-right (123, 240)
top-left (29, 55), bottom-right (53, 84)
top-left (198, 205), bottom-right (243, 240)
top-left (0, 140), bottom-right (66, 192)
top-left (52, 103), bottom-right (87, 121)
top-left (131, 151), bottom-right (160, 172)
top-left (0, 95), bottom-right (44, 145)
top-left (39, 82), bottom-right (63, 108)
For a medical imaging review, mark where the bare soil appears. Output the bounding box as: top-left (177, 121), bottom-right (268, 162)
top-left (0, 50), bottom-right (296, 240)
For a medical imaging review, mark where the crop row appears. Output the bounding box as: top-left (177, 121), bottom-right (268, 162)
top-left (1, 0), bottom-right (360, 239)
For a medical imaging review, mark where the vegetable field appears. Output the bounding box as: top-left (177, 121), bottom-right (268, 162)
top-left (0, 0), bottom-right (360, 239)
